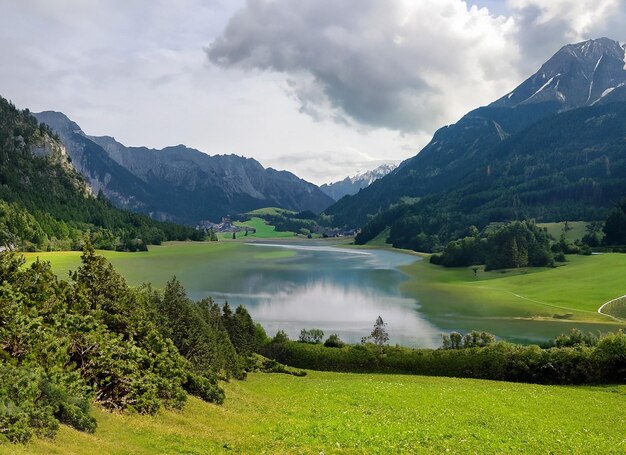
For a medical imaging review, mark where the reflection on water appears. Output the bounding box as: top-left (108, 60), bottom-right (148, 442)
top-left (196, 242), bottom-right (441, 347)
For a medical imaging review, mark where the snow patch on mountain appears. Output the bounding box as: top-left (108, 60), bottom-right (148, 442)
top-left (320, 163), bottom-right (398, 201)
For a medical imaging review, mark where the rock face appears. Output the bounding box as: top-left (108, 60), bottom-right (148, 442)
top-left (325, 38), bottom-right (626, 228)
top-left (492, 37), bottom-right (626, 110)
top-left (320, 164), bottom-right (398, 201)
top-left (34, 112), bottom-right (334, 224)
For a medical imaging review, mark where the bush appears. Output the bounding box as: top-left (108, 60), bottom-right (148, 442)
top-left (262, 331), bottom-right (626, 385)
top-left (298, 328), bottom-right (324, 344)
top-left (324, 334), bottom-right (345, 348)
top-left (184, 373), bottom-right (225, 405)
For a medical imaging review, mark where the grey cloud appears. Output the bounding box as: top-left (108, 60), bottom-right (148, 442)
top-left (207, 0), bottom-right (503, 133)
top-left (208, 0), bottom-right (626, 134)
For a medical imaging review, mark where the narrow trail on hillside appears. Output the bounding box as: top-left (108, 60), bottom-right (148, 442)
top-left (469, 285), bottom-right (602, 316)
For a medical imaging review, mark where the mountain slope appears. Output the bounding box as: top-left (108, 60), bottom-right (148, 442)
top-left (0, 97), bottom-right (202, 250)
top-left (320, 164), bottom-right (397, 201)
top-left (325, 37), bottom-right (626, 229)
top-left (35, 112), bottom-right (334, 224)
top-left (360, 101), bottom-right (626, 249)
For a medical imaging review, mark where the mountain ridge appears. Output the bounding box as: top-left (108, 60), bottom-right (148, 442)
top-left (35, 112), bottom-right (334, 224)
top-left (325, 37), bottom-right (626, 229)
top-left (320, 163), bottom-right (397, 201)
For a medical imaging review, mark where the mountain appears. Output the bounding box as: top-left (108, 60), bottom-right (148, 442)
top-left (325, 38), bottom-right (626, 231)
top-left (34, 112), bottom-right (334, 224)
top-left (492, 37), bottom-right (626, 110)
top-left (320, 163), bottom-right (398, 201)
top-left (0, 96), bottom-right (202, 251)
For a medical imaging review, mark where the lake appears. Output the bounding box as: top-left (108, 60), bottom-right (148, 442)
top-left (202, 242), bottom-right (441, 347)
top-left (23, 240), bottom-right (623, 346)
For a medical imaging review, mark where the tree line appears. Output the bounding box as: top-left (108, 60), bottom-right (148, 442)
top-left (261, 328), bottom-right (625, 385)
top-left (430, 220), bottom-right (554, 269)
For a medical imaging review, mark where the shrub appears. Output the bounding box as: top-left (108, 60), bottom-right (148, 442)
top-left (184, 373), bottom-right (225, 405)
top-left (324, 334), bottom-right (345, 348)
top-left (298, 328), bottom-right (324, 344)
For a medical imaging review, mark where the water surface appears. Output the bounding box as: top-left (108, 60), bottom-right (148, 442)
top-left (193, 242), bottom-right (440, 347)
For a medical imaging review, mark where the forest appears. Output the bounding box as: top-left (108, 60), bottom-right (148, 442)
top-left (352, 102), bottom-right (626, 251)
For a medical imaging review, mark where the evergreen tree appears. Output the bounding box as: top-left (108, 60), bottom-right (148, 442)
top-left (370, 316), bottom-right (389, 348)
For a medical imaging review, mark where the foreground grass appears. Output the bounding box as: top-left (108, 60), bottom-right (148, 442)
top-left (5, 372), bottom-right (624, 454)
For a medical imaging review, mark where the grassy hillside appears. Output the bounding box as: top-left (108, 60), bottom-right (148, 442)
top-left (401, 253), bottom-right (625, 341)
top-left (246, 207), bottom-right (297, 216)
top-left (5, 371), bottom-right (624, 454)
top-left (538, 221), bottom-right (588, 243)
top-left (234, 217), bottom-right (295, 238)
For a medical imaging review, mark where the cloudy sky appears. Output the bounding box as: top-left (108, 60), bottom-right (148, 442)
top-left (2, 0), bottom-right (625, 184)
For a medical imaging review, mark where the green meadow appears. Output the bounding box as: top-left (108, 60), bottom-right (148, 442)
top-left (399, 253), bottom-right (625, 340)
top-left (537, 221), bottom-right (588, 243)
top-left (23, 242), bottom-right (244, 287)
top-left (4, 372), bottom-right (624, 454)
top-left (234, 216), bottom-right (295, 238)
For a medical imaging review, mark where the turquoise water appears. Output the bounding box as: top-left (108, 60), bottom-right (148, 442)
top-left (190, 242), bottom-right (441, 347)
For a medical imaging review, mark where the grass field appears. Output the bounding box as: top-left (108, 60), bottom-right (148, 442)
top-left (22, 242), bottom-right (245, 288)
top-left (246, 207), bottom-right (297, 216)
top-left (538, 221), bottom-right (588, 243)
top-left (233, 217), bottom-right (295, 238)
top-left (400, 253), bottom-right (626, 340)
top-left (4, 371), bottom-right (624, 454)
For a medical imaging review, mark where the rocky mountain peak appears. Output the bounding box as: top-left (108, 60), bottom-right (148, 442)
top-left (492, 37), bottom-right (626, 110)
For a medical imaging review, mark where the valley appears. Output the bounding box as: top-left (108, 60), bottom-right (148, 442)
top-left (3, 8), bottom-right (626, 451)
top-left (24, 238), bottom-right (625, 346)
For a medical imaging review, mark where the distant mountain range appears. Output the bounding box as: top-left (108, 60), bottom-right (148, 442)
top-left (322, 37), bottom-right (626, 248)
top-left (34, 112), bottom-right (334, 224)
top-left (320, 164), bottom-right (397, 201)
top-left (0, 96), bottom-right (201, 251)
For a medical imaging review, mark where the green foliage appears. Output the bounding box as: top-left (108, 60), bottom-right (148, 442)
top-left (271, 331), bottom-right (289, 344)
top-left (431, 220), bottom-right (553, 270)
top-left (263, 331), bottom-right (626, 385)
top-left (222, 304), bottom-right (259, 357)
top-left (603, 198), bottom-right (626, 246)
top-left (298, 328), bottom-right (324, 344)
top-left (154, 279), bottom-right (241, 382)
top-left (485, 221), bottom-right (553, 270)
top-left (323, 334), bottom-right (345, 348)
top-left (0, 244), bottom-right (265, 443)
top-left (441, 331), bottom-right (496, 349)
top-left (368, 316), bottom-right (389, 347)
top-left (184, 373), bottom-right (224, 405)
top-left (552, 329), bottom-right (599, 348)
